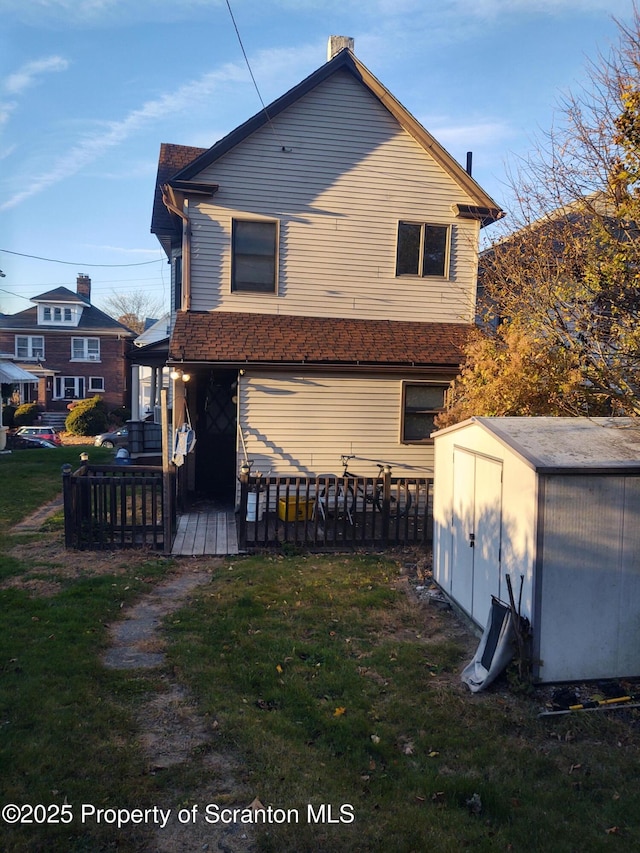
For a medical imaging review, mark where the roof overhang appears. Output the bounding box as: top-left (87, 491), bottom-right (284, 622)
top-left (0, 361), bottom-right (38, 383)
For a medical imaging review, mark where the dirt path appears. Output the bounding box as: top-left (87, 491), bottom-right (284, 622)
top-left (102, 563), bottom-right (257, 852)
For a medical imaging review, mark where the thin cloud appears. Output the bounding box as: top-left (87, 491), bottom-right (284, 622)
top-left (4, 56), bottom-right (70, 95)
top-left (85, 244), bottom-right (162, 256)
top-left (0, 43), bottom-right (319, 211)
top-left (427, 120), bottom-right (515, 150)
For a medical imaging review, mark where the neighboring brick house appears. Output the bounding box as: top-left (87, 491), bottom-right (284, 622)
top-left (150, 38), bottom-right (503, 503)
top-left (0, 275), bottom-right (135, 416)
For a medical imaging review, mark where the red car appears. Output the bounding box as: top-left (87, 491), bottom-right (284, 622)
top-left (15, 426), bottom-right (62, 445)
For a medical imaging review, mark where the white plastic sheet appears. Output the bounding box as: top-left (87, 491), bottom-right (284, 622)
top-left (461, 598), bottom-right (514, 693)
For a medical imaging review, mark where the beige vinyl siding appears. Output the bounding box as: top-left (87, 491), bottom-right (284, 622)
top-left (188, 70), bottom-right (480, 323)
top-left (237, 371), bottom-right (446, 479)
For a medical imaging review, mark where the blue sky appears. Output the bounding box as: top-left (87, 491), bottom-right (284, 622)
top-left (0, 0), bottom-right (635, 317)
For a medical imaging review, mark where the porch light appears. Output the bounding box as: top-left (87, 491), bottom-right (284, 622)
top-left (170, 368), bottom-right (190, 382)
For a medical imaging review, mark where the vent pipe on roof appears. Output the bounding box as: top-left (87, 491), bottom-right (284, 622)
top-left (466, 151), bottom-right (473, 177)
top-left (327, 35), bottom-right (354, 60)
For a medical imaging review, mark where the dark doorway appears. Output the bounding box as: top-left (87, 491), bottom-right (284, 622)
top-left (194, 370), bottom-right (237, 503)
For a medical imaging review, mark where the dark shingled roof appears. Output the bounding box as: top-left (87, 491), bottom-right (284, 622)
top-left (0, 287), bottom-right (135, 336)
top-left (169, 311), bottom-right (469, 368)
top-left (30, 286), bottom-right (90, 304)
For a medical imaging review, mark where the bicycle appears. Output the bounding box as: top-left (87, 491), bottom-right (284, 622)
top-left (316, 455), bottom-right (412, 524)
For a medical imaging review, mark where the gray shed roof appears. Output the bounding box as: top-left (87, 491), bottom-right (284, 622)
top-left (436, 417), bottom-right (640, 473)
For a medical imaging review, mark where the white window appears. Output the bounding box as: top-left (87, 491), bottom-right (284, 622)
top-left (231, 219), bottom-right (278, 293)
top-left (42, 306), bottom-right (73, 323)
top-left (396, 222), bottom-right (450, 278)
top-left (16, 335), bottom-right (44, 360)
top-left (401, 383), bottom-right (448, 443)
top-left (54, 376), bottom-right (85, 400)
top-left (88, 376), bottom-right (104, 392)
top-left (71, 337), bottom-right (100, 361)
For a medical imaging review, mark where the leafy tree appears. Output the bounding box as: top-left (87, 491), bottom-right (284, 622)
top-left (442, 9), bottom-right (640, 424)
top-left (100, 291), bottom-right (164, 335)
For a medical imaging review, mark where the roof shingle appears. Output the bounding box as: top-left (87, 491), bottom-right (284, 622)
top-left (169, 311), bottom-right (469, 368)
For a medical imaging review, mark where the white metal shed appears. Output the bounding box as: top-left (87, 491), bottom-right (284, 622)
top-left (433, 417), bottom-right (640, 683)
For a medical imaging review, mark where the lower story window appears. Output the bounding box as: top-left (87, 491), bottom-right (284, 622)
top-left (89, 376), bottom-right (105, 392)
top-left (54, 376), bottom-right (85, 400)
top-left (401, 383), bottom-right (448, 443)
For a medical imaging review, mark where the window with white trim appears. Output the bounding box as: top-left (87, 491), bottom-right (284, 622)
top-left (54, 376), bottom-right (85, 400)
top-left (401, 383), bottom-right (448, 443)
top-left (231, 219), bottom-right (278, 293)
top-left (42, 306), bottom-right (73, 323)
top-left (396, 222), bottom-right (450, 278)
top-left (15, 335), bottom-right (44, 360)
top-left (88, 376), bottom-right (104, 392)
top-left (71, 337), bottom-right (100, 361)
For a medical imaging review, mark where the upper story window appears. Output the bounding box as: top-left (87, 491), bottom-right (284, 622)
top-left (396, 222), bottom-right (450, 278)
top-left (401, 382), bottom-right (448, 444)
top-left (16, 335), bottom-right (44, 360)
top-left (71, 337), bottom-right (100, 361)
top-left (42, 306), bottom-right (73, 323)
top-left (231, 219), bottom-right (278, 293)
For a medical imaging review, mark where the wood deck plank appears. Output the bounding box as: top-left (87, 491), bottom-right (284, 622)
top-left (171, 509), bottom-right (239, 556)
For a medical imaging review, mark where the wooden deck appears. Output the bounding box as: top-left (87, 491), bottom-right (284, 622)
top-left (171, 508), bottom-right (240, 556)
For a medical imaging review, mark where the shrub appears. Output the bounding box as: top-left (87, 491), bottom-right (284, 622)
top-left (108, 406), bottom-right (131, 427)
top-left (13, 402), bottom-right (41, 426)
top-left (2, 405), bottom-right (16, 428)
top-left (65, 396), bottom-right (108, 436)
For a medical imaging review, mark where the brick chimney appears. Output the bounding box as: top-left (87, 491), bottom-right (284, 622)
top-left (327, 36), bottom-right (354, 61)
top-left (76, 273), bottom-right (91, 302)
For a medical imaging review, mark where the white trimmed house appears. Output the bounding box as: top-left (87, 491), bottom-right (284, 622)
top-left (150, 38), bottom-right (503, 504)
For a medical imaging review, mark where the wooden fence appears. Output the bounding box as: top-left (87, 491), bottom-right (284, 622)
top-left (62, 463), bottom-right (175, 552)
top-left (237, 470), bottom-right (433, 550)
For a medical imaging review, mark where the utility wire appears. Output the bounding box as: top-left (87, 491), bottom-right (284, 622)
top-left (0, 248), bottom-right (163, 267)
top-left (224, 0), bottom-right (286, 148)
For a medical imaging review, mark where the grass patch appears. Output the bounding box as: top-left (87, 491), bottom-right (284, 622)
top-left (0, 446), bottom-right (113, 534)
top-left (167, 554), bottom-right (640, 852)
top-left (0, 559), bottom-right (173, 852)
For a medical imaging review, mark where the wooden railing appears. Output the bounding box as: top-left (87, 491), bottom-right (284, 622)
top-left (62, 463), bottom-right (175, 552)
top-left (237, 470), bottom-right (433, 550)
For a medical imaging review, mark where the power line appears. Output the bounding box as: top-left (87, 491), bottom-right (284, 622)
top-left (224, 0), bottom-right (286, 149)
top-left (0, 248), bottom-right (163, 267)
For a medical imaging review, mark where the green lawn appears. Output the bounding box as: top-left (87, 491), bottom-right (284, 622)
top-left (0, 445), bottom-right (113, 533)
top-left (1, 457), bottom-right (639, 851)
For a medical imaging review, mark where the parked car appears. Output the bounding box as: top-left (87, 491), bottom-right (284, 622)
top-left (94, 427), bottom-right (128, 448)
top-left (15, 426), bottom-right (62, 445)
top-left (7, 433), bottom-right (57, 449)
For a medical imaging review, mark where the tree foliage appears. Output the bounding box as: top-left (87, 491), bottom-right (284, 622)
top-left (441, 9), bottom-right (640, 425)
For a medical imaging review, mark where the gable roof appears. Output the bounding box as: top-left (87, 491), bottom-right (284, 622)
top-left (169, 311), bottom-right (469, 370)
top-left (157, 48), bottom-right (502, 226)
top-left (435, 416), bottom-right (640, 474)
top-left (0, 287), bottom-right (136, 336)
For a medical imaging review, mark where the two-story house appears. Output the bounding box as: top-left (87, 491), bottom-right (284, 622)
top-left (0, 274), bottom-right (135, 419)
top-left (150, 38), bottom-right (503, 504)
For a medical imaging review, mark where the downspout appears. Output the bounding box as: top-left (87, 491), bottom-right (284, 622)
top-left (161, 185), bottom-right (192, 311)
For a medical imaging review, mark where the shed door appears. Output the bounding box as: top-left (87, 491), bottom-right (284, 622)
top-left (450, 449), bottom-right (503, 628)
